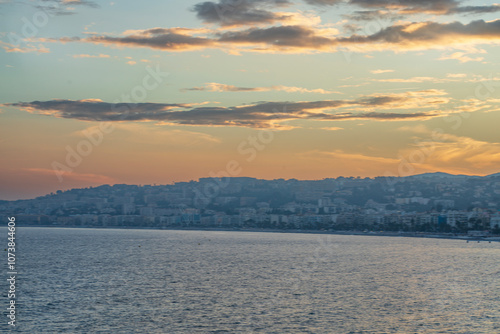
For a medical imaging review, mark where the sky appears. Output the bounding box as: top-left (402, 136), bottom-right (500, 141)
top-left (1, 0), bottom-right (500, 200)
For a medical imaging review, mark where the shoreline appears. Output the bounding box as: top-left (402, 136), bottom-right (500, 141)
top-left (12, 225), bottom-right (500, 242)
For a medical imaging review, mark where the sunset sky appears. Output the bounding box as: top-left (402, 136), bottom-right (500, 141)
top-left (1, 0), bottom-right (500, 200)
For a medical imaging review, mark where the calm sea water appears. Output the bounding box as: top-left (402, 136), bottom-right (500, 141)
top-left (1, 227), bottom-right (499, 333)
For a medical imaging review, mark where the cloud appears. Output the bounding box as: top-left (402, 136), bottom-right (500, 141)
top-left (6, 99), bottom-right (190, 121)
top-left (0, 41), bottom-right (49, 53)
top-left (84, 28), bottom-right (216, 51)
top-left (338, 83), bottom-right (369, 88)
top-left (51, 18), bottom-right (500, 54)
top-left (191, 0), bottom-right (500, 21)
top-left (5, 90), bottom-right (452, 128)
top-left (183, 82), bottom-right (262, 92)
top-left (108, 124), bottom-right (221, 146)
top-left (73, 53), bottom-right (110, 58)
top-left (463, 73), bottom-right (500, 83)
top-left (33, 0), bottom-right (99, 16)
top-left (300, 149), bottom-right (402, 175)
top-left (338, 19), bottom-right (500, 52)
top-left (446, 73), bottom-right (467, 78)
top-left (192, 0), bottom-right (292, 27)
top-left (371, 69), bottom-right (394, 74)
top-left (52, 25), bottom-right (338, 53)
top-left (182, 82), bottom-right (340, 94)
top-left (310, 130), bottom-right (500, 176)
top-left (374, 76), bottom-right (443, 83)
top-left (439, 51), bottom-right (484, 62)
top-left (344, 10), bottom-right (394, 22)
top-left (23, 168), bottom-right (114, 184)
top-left (274, 85), bottom-right (340, 94)
top-left (216, 25), bottom-right (338, 51)
top-left (320, 126), bottom-right (344, 131)
top-left (372, 73), bottom-right (500, 84)
top-left (305, 149), bottom-right (399, 164)
top-left (447, 4), bottom-right (500, 15)
top-left (343, 0), bottom-right (460, 14)
top-left (398, 126), bottom-right (500, 171)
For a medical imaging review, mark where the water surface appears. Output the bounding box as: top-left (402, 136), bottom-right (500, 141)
top-left (2, 228), bottom-right (499, 333)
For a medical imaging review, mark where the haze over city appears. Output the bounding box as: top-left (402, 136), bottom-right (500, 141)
top-left (1, 0), bottom-right (500, 200)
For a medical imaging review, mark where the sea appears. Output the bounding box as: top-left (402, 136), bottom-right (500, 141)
top-left (1, 227), bottom-right (499, 333)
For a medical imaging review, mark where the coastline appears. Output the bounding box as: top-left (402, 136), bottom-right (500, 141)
top-left (13, 225), bottom-right (500, 242)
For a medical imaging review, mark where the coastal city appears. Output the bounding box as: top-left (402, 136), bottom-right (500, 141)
top-left (3, 173), bottom-right (500, 235)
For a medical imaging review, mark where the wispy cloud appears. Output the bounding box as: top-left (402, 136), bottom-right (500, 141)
top-left (371, 69), bottom-right (394, 74)
top-left (300, 149), bottom-right (401, 175)
top-left (398, 125), bottom-right (500, 170)
top-left (446, 73), bottom-right (467, 78)
top-left (320, 126), bottom-right (344, 131)
top-left (73, 53), bottom-right (110, 58)
top-left (439, 51), bottom-right (485, 63)
top-left (0, 41), bottom-right (49, 53)
top-left (32, 0), bottom-right (99, 16)
top-left (372, 73), bottom-right (500, 84)
top-left (182, 82), bottom-right (340, 94)
top-left (108, 124), bottom-right (221, 146)
top-left (373, 77), bottom-right (445, 83)
top-left (23, 168), bottom-right (114, 184)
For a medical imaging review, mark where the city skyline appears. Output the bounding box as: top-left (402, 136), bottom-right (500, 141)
top-left (3, 170), bottom-right (500, 201)
top-left (3, 174), bottom-right (500, 235)
top-left (1, 0), bottom-right (500, 200)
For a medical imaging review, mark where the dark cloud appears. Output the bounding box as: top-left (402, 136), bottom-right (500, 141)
top-left (86, 28), bottom-right (215, 51)
top-left (6, 91), bottom-right (448, 128)
top-left (66, 25), bottom-right (336, 52)
top-left (7, 100), bottom-right (188, 122)
top-left (339, 19), bottom-right (500, 48)
top-left (217, 25), bottom-right (336, 48)
top-left (192, 0), bottom-right (291, 26)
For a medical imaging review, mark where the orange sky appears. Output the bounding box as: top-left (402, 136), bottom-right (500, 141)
top-left (1, 0), bottom-right (500, 200)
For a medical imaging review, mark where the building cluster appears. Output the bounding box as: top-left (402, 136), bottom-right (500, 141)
top-left (2, 173), bottom-right (500, 233)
